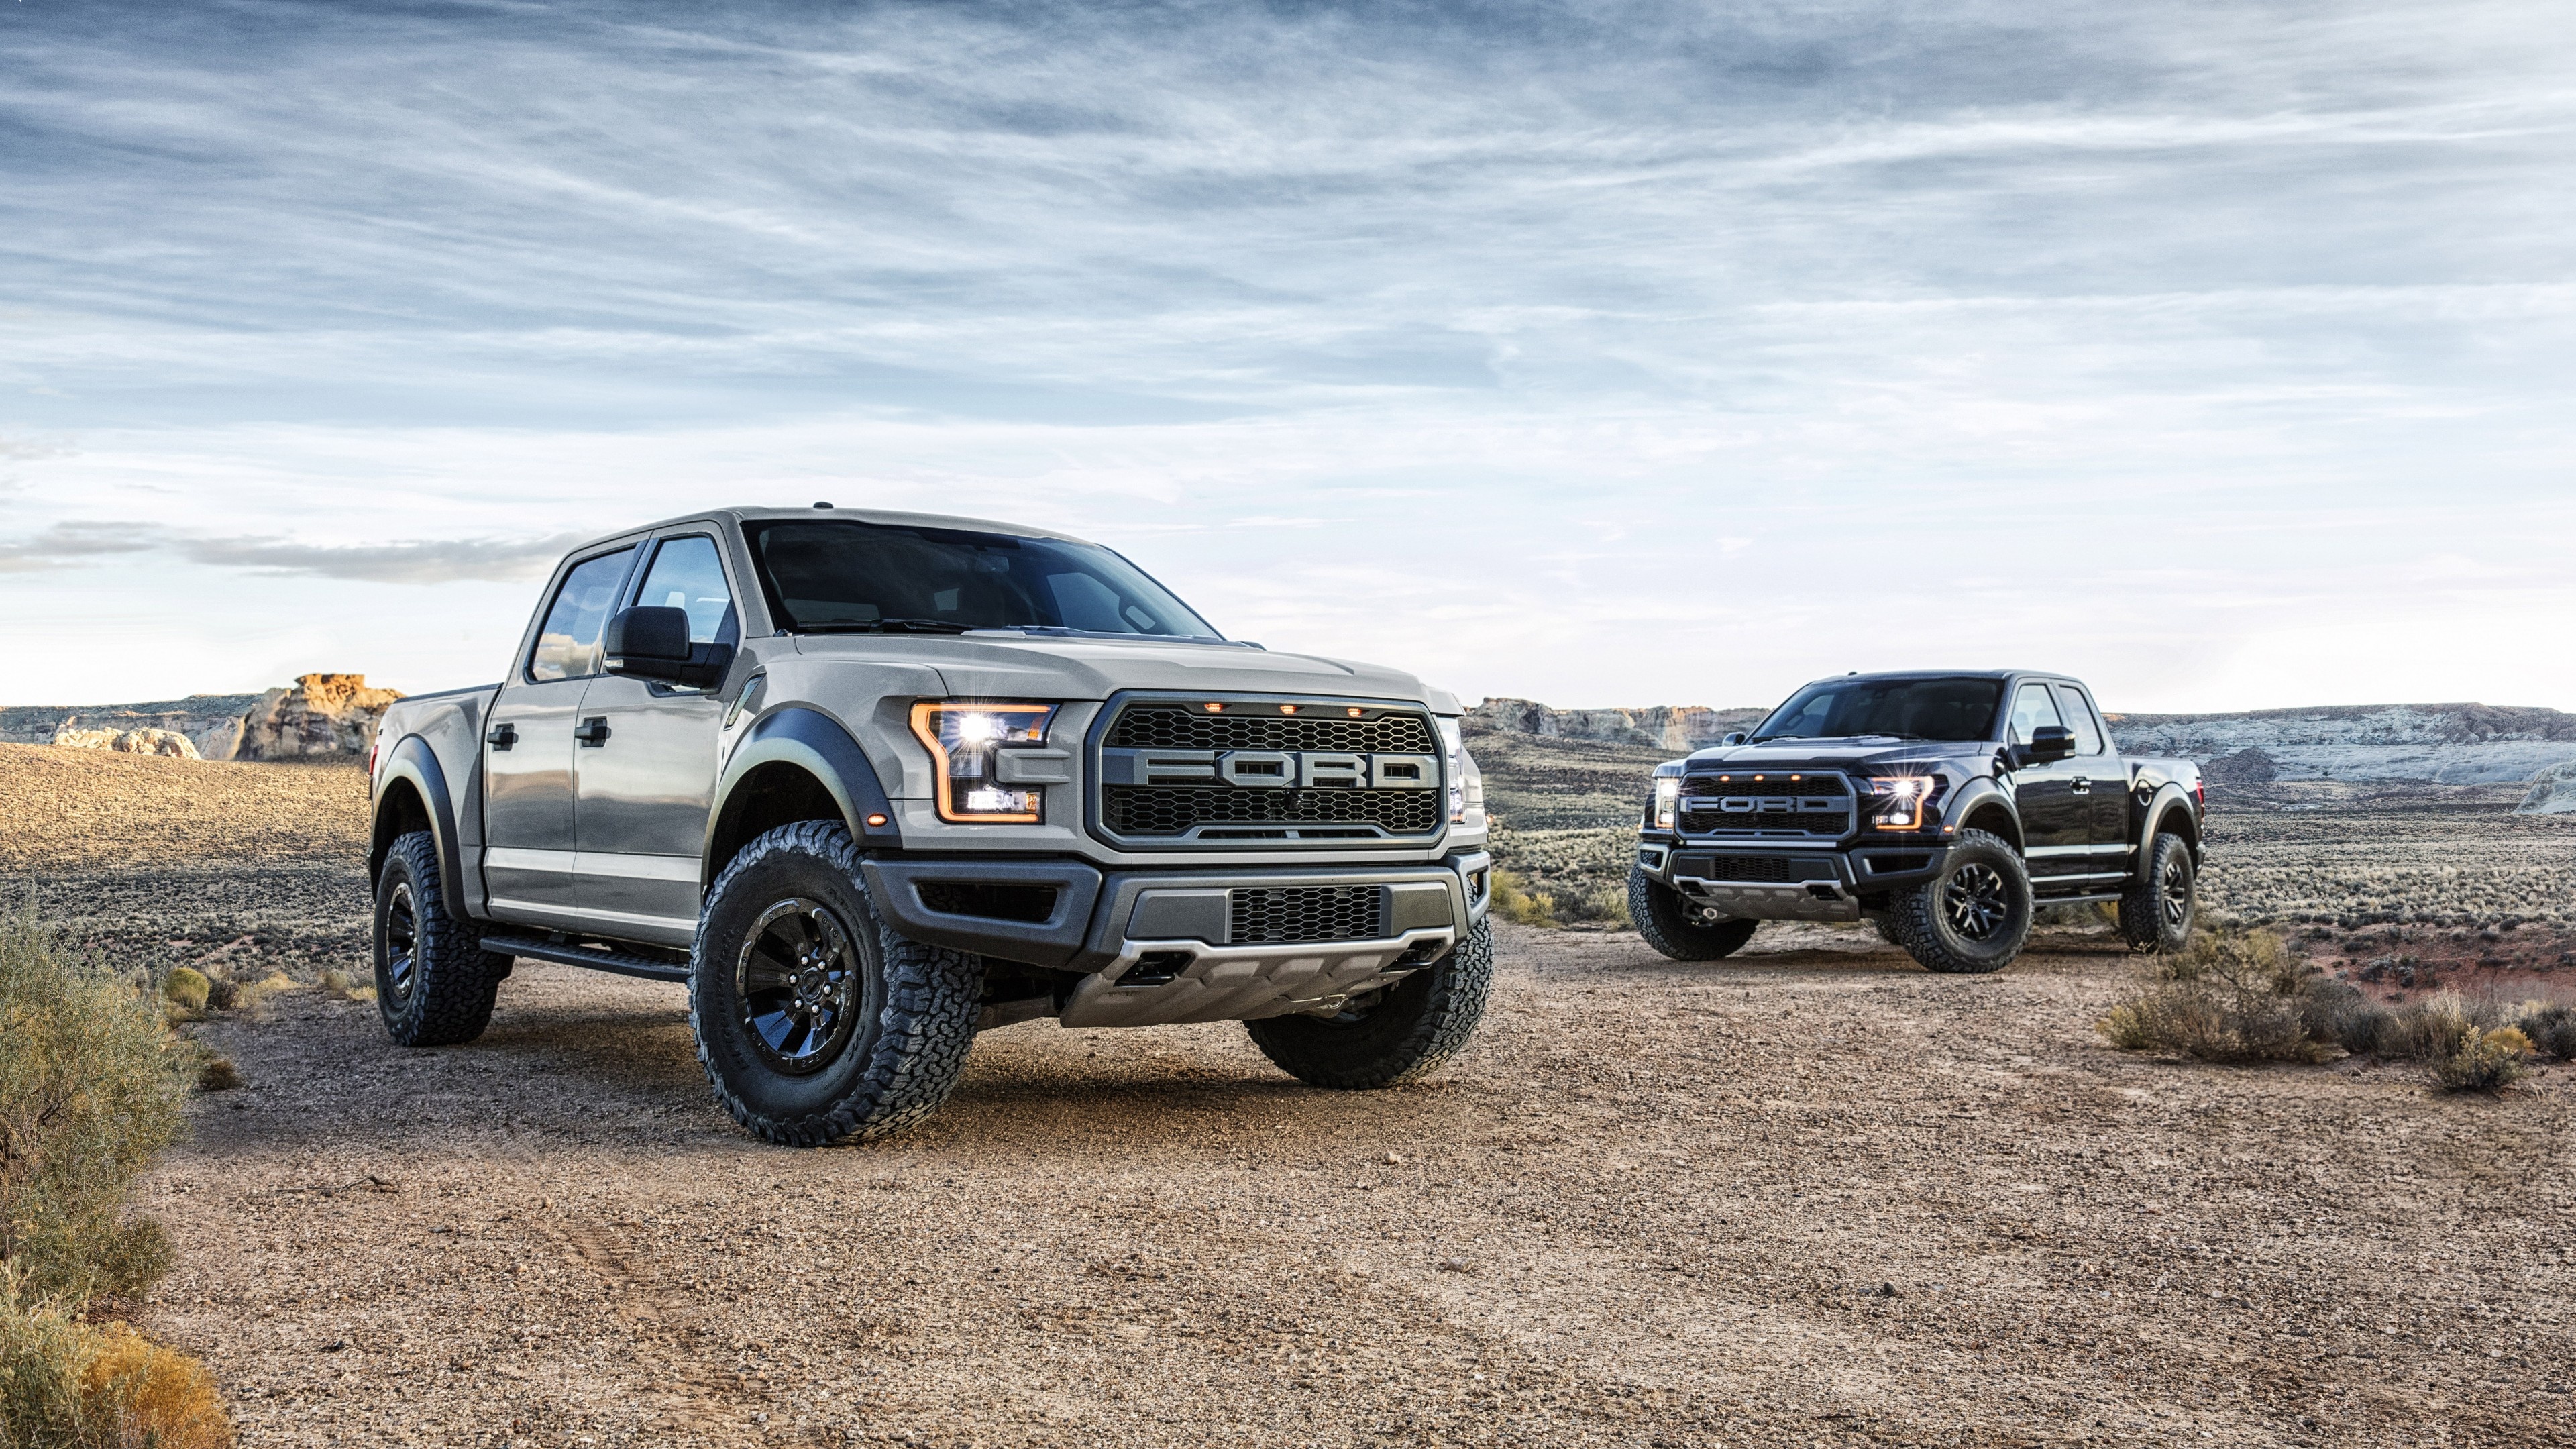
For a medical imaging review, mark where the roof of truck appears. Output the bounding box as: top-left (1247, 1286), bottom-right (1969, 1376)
top-left (575, 505), bottom-right (1101, 554)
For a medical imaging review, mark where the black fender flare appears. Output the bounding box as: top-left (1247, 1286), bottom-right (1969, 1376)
top-left (704, 706), bottom-right (904, 886)
top-left (372, 734), bottom-right (470, 922)
top-left (1939, 777), bottom-right (2023, 853)
top-left (2135, 784), bottom-right (2201, 880)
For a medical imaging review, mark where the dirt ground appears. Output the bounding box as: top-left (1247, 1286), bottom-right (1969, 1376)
top-left (6, 745), bottom-right (2573, 1447)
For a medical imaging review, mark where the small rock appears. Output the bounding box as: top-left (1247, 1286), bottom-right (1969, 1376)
top-left (320, 1339), bottom-right (347, 1352)
top-left (1382, 1152), bottom-right (1402, 1165)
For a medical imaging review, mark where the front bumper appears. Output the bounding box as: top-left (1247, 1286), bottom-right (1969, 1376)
top-left (864, 851), bottom-right (1491, 1020)
top-left (1634, 838), bottom-right (1945, 922)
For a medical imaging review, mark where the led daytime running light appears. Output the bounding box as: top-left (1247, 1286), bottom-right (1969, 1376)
top-left (910, 702), bottom-right (1056, 824)
top-left (1867, 776), bottom-right (1936, 830)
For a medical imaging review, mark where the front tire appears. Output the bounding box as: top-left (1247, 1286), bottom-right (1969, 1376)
top-left (2119, 833), bottom-right (2196, 953)
top-left (692, 821), bottom-right (983, 1147)
top-left (374, 830), bottom-right (509, 1046)
top-left (1888, 829), bottom-right (2033, 974)
top-left (1244, 919), bottom-right (1493, 1089)
top-left (1628, 866), bottom-right (1760, 961)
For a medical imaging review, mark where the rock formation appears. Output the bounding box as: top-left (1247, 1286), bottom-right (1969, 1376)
top-left (237, 674), bottom-right (405, 761)
top-left (1466, 698), bottom-right (1767, 752)
top-left (2519, 760), bottom-right (2576, 816)
top-left (47, 722), bottom-right (203, 758)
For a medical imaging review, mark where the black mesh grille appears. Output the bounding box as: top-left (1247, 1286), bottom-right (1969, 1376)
top-left (1695, 856), bottom-right (1835, 884)
top-left (1108, 705), bottom-right (1436, 753)
top-left (1230, 885), bottom-right (1386, 944)
top-left (1679, 804), bottom-right (1849, 833)
top-left (1681, 775), bottom-right (1849, 798)
top-left (1104, 786), bottom-right (1440, 837)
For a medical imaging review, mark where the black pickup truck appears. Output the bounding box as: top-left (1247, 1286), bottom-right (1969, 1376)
top-left (1629, 671), bottom-right (2204, 973)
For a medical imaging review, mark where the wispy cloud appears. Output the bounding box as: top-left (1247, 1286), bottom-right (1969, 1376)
top-left (0, 520), bottom-right (580, 582)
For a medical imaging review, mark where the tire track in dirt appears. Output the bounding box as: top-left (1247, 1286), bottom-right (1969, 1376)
top-left (545, 1215), bottom-right (751, 1442)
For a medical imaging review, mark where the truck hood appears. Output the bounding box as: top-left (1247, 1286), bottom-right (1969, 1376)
top-left (792, 634), bottom-right (1457, 711)
top-left (1684, 737), bottom-right (1994, 771)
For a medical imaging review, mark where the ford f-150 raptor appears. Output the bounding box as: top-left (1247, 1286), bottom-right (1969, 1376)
top-left (365, 506), bottom-right (1493, 1145)
top-left (1628, 671), bottom-right (2203, 973)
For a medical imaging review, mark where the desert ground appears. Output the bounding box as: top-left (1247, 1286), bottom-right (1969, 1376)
top-left (4, 742), bottom-right (2573, 1448)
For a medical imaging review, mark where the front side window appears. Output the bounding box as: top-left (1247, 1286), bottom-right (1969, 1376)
top-left (743, 521), bottom-right (1220, 639)
top-left (635, 535), bottom-right (738, 645)
top-left (527, 547), bottom-right (635, 682)
top-left (2006, 683), bottom-right (2064, 745)
top-left (2054, 685), bottom-right (2105, 754)
top-left (1751, 677), bottom-right (2004, 743)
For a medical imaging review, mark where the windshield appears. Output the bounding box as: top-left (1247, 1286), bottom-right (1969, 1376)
top-left (743, 520), bottom-right (1222, 640)
top-left (1750, 677), bottom-right (2005, 743)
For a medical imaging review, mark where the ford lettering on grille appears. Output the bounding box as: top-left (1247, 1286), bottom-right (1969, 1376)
top-left (1093, 700), bottom-right (1446, 845)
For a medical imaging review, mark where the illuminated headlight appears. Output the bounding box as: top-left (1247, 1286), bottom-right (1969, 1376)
top-left (1866, 776), bottom-right (1937, 830)
top-left (1654, 775), bottom-right (1680, 830)
top-left (1434, 716), bottom-right (1485, 828)
top-left (910, 702), bottom-right (1056, 823)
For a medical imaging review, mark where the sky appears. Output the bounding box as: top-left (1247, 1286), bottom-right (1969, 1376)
top-left (3, 0), bottom-right (2572, 714)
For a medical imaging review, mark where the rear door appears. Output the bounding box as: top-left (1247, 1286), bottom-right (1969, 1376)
top-left (2004, 681), bottom-right (2087, 851)
top-left (570, 530), bottom-right (741, 946)
top-left (2053, 683), bottom-right (2130, 847)
top-left (480, 544), bottom-right (638, 927)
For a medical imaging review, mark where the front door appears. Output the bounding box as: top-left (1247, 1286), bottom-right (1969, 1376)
top-left (2004, 681), bottom-right (2088, 853)
top-left (480, 544), bottom-right (637, 927)
top-left (571, 532), bottom-right (741, 947)
top-left (2053, 683), bottom-right (2130, 847)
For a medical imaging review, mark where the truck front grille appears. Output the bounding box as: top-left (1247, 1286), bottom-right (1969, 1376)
top-left (1230, 885), bottom-right (1387, 944)
top-left (1109, 706), bottom-right (1435, 754)
top-left (1103, 785), bottom-right (1440, 838)
top-left (1687, 855), bottom-right (1837, 884)
top-left (1677, 773), bottom-right (1854, 837)
top-left (1091, 697), bottom-right (1446, 847)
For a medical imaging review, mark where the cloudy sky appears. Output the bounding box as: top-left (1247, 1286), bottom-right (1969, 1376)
top-left (4, 1), bottom-right (2571, 713)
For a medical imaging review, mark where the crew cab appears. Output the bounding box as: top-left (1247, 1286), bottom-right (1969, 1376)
top-left (365, 506), bottom-right (1493, 1144)
top-left (1628, 670), bottom-right (2203, 972)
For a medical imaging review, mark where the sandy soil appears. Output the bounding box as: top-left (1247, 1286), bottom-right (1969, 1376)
top-left (5, 744), bottom-right (2572, 1446)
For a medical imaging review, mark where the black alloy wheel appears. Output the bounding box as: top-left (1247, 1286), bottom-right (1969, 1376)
top-left (734, 898), bottom-right (866, 1075)
top-left (372, 830), bottom-right (509, 1046)
top-left (381, 877), bottom-right (421, 1005)
top-left (1886, 828), bottom-right (2033, 975)
top-left (1941, 862), bottom-right (2012, 941)
top-left (2159, 851), bottom-right (2194, 932)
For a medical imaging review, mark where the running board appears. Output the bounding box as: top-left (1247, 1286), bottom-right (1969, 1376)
top-left (2031, 891), bottom-right (2124, 906)
top-left (480, 934), bottom-right (692, 984)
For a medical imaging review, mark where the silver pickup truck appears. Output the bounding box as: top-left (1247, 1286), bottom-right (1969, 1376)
top-left (365, 506), bottom-right (1494, 1144)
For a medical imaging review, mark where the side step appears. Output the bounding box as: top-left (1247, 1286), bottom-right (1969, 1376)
top-left (480, 934), bottom-right (692, 984)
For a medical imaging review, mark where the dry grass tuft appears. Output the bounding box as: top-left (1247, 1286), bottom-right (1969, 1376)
top-left (2097, 927), bottom-right (2331, 1063)
top-left (1, 1283), bottom-right (234, 1448)
top-left (158, 968), bottom-right (209, 1014)
top-left (195, 1058), bottom-right (241, 1094)
top-left (2433, 1026), bottom-right (2534, 1093)
top-left (0, 914), bottom-right (192, 1304)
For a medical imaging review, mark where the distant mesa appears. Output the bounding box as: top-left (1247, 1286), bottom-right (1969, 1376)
top-left (5, 674), bottom-right (403, 763)
top-left (1466, 698), bottom-right (1766, 752)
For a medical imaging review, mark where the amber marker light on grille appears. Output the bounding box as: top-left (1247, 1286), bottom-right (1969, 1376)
top-left (1203, 702), bottom-right (1224, 712)
top-left (1278, 704), bottom-right (1299, 714)
top-left (910, 702), bottom-right (1055, 824)
top-left (1346, 707), bottom-right (1364, 718)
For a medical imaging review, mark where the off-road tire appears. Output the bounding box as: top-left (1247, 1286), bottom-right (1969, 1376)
top-left (1244, 919), bottom-right (1494, 1089)
top-left (1628, 865), bottom-right (1760, 961)
top-left (692, 821), bottom-right (983, 1147)
top-left (2118, 832), bottom-right (2197, 954)
top-left (373, 830), bottom-right (509, 1047)
top-left (1870, 913), bottom-right (1904, 947)
top-left (1888, 828), bottom-right (2033, 975)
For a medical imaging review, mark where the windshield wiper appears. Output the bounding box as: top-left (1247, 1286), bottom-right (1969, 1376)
top-left (798, 618), bottom-right (978, 635)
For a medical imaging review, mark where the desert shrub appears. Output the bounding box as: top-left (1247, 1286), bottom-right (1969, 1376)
top-left (158, 969), bottom-right (208, 1014)
top-left (195, 1059), bottom-right (241, 1093)
top-left (2299, 979), bottom-right (2393, 1055)
top-left (0, 1279), bottom-right (233, 1449)
top-left (2434, 1027), bottom-right (2534, 1093)
top-left (200, 977), bottom-right (238, 1013)
top-left (1488, 870), bottom-right (1557, 927)
top-left (2096, 927), bottom-right (2332, 1063)
top-left (2374, 989), bottom-right (2483, 1063)
top-left (2515, 1002), bottom-right (2576, 1060)
top-left (317, 969), bottom-right (352, 998)
top-left (0, 914), bottom-right (192, 1303)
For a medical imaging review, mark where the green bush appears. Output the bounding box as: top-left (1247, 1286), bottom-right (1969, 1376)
top-left (0, 913), bottom-right (193, 1305)
top-left (2434, 1026), bottom-right (2534, 1093)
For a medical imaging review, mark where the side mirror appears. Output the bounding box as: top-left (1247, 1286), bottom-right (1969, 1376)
top-left (606, 607), bottom-right (734, 687)
top-left (1721, 731), bottom-right (1748, 746)
top-left (2021, 724), bottom-right (2076, 763)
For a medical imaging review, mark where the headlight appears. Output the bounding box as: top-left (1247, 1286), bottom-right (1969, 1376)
top-left (1434, 716), bottom-right (1485, 828)
top-left (910, 702), bottom-right (1057, 823)
top-left (1866, 776), bottom-right (1937, 830)
top-left (1654, 775), bottom-right (1680, 830)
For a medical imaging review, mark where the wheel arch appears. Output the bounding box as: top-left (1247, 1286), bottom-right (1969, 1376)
top-left (1945, 779), bottom-right (2024, 854)
top-left (372, 734), bottom-right (468, 921)
top-left (704, 706), bottom-right (903, 886)
top-left (2137, 786), bottom-right (2202, 879)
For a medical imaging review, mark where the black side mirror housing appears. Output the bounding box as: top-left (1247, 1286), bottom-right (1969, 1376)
top-left (606, 607), bottom-right (734, 687)
top-left (2016, 723), bottom-right (2076, 765)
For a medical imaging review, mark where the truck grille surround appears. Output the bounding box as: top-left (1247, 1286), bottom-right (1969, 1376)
top-left (1678, 773), bottom-right (1856, 837)
top-left (1091, 698), bottom-right (1447, 848)
top-left (1230, 885), bottom-right (1387, 944)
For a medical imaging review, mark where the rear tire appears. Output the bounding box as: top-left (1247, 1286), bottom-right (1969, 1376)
top-left (692, 821), bottom-right (983, 1146)
top-left (2119, 833), bottom-right (2197, 954)
top-left (1628, 866), bottom-right (1760, 961)
top-left (1244, 920), bottom-right (1493, 1089)
top-left (1888, 829), bottom-right (2032, 974)
top-left (373, 830), bottom-right (509, 1046)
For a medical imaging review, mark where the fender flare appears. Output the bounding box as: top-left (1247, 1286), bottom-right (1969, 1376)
top-left (2135, 784), bottom-right (2201, 881)
top-left (372, 734), bottom-right (470, 922)
top-left (704, 706), bottom-right (904, 885)
top-left (1939, 777), bottom-right (2023, 853)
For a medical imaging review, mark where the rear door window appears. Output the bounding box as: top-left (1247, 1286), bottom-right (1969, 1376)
top-left (2053, 685), bottom-right (2106, 755)
top-left (527, 547), bottom-right (635, 682)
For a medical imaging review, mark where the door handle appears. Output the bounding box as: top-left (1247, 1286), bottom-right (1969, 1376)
top-left (574, 717), bottom-right (612, 747)
top-left (486, 722), bottom-right (517, 751)
top-left (2071, 777), bottom-right (2091, 793)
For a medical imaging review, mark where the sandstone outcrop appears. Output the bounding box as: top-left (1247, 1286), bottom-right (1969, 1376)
top-left (1466, 698), bottom-right (1766, 752)
top-left (237, 674), bottom-right (405, 761)
top-left (47, 722), bottom-right (203, 758)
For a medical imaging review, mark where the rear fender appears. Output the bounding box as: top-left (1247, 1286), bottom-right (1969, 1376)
top-left (372, 735), bottom-right (470, 921)
top-left (2136, 784), bottom-right (2202, 879)
top-left (704, 706), bottom-right (903, 886)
